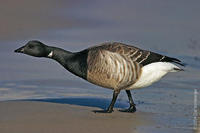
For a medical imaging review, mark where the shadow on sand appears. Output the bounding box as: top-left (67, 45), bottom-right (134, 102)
top-left (23, 97), bottom-right (129, 110)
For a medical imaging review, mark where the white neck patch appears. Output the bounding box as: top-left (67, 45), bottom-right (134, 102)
top-left (48, 51), bottom-right (53, 58)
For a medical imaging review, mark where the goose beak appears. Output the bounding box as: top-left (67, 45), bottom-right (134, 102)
top-left (14, 46), bottom-right (25, 53)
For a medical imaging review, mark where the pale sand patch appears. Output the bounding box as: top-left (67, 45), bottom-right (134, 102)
top-left (0, 88), bottom-right (10, 91)
top-left (0, 101), bottom-right (154, 133)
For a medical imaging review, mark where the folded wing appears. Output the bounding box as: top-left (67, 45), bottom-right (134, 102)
top-left (88, 42), bottom-right (184, 67)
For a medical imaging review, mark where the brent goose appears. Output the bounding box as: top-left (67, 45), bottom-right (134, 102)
top-left (15, 41), bottom-right (184, 113)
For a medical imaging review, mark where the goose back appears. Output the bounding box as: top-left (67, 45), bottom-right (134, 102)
top-left (87, 42), bottom-right (183, 66)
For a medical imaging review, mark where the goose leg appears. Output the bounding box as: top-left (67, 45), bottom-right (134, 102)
top-left (94, 90), bottom-right (120, 113)
top-left (120, 90), bottom-right (136, 113)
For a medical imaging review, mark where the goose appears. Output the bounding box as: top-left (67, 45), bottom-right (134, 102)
top-left (14, 40), bottom-right (184, 113)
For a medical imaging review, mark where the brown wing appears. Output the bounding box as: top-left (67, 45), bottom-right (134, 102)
top-left (88, 42), bottom-right (184, 66)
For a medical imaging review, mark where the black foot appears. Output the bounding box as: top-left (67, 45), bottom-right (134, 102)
top-left (119, 106), bottom-right (136, 113)
top-left (93, 109), bottom-right (113, 113)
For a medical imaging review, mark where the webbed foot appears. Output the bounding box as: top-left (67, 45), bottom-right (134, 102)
top-left (119, 105), bottom-right (136, 113)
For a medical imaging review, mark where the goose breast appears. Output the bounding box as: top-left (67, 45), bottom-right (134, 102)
top-left (87, 49), bottom-right (141, 90)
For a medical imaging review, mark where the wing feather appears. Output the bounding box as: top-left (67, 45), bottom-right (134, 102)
top-left (88, 42), bottom-right (184, 66)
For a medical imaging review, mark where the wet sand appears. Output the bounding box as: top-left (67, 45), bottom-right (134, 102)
top-left (0, 99), bottom-right (196, 133)
top-left (0, 101), bottom-right (153, 133)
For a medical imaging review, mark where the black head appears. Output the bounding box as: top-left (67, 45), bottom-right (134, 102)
top-left (14, 40), bottom-right (49, 57)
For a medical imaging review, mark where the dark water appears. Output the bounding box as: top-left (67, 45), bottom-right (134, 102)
top-left (0, 0), bottom-right (200, 132)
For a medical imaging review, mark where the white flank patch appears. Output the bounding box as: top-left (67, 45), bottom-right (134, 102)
top-left (131, 62), bottom-right (181, 89)
top-left (48, 51), bottom-right (53, 58)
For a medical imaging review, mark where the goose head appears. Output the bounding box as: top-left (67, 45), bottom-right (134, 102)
top-left (14, 40), bottom-right (50, 57)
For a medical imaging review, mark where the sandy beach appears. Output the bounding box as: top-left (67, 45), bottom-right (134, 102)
top-left (0, 98), bottom-right (196, 133)
top-left (0, 101), bottom-right (154, 133)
